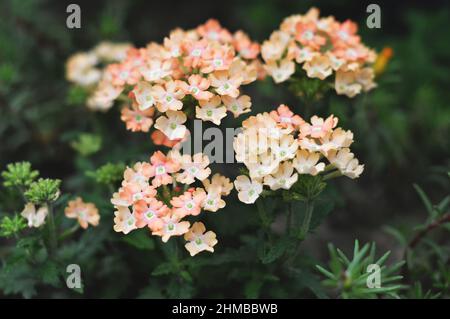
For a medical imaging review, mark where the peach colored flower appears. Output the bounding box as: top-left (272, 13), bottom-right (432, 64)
top-left (269, 104), bottom-right (304, 133)
top-left (201, 46), bottom-right (234, 73)
top-left (151, 130), bottom-right (184, 148)
top-left (300, 115), bottom-right (338, 139)
top-left (222, 95), bottom-right (251, 118)
top-left (178, 75), bottom-right (213, 100)
top-left (332, 20), bottom-right (361, 48)
top-left (197, 19), bottom-right (232, 43)
top-left (154, 110), bottom-right (187, 140)
top-left (134, 198), bottom-right (169, 231)
top-left (106, 62), bottom-right (140, 87)
top-left (171, 188), bottom-right (206, 218)
top-left (148, 150), bottom-right (181, 187)
top-left (182, 39), bottom-right (209, 68)
top-left (176, 153), bottom-right (211, 184)
top-left (184, 222), bottom-right (218, 256)
top-left (65, 197), bottom-right (100, 229)
top-left (233, 31), bottom-right (260, 59)
top-left (295, 21), bottom-right (326, 50)
top-left (140, 59), bottom-right (173, 83)
top-left (152, 214), bottom-right (190, 243)
top-left (120, 105), bottom-right (154, 132)
top-left (196, 96), bottom-right (227, 125)
top-left (111, 183), bottom-right (156, 207)
top-left (113, 206), bottom-right (137, 234)
top-left (123, 162), bottom-right (152, 187)
top-left (153, 81), bottom-right (185, 112)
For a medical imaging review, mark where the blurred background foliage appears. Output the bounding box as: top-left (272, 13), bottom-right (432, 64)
top-left (0, 0), bottom-right (449, 298)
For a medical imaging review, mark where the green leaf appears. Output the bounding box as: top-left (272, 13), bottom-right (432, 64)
top-left (413, 184), bottom-right (433, 215)
top-left (258, 236), bottom-right (294, 264)
top-left (122, 229), bottom-right (155, 250)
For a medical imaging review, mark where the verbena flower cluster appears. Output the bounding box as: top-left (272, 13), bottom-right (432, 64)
top-left (233, 104), bottom-right (364, 203)
top-left (111, 150), bottom-right (233, 256)
top-left (66, 42), bottom-right (132, 110)
top-left (85, 19), bottom-right (263, 147)
top-left (261, 8), bottom-right (377, 97)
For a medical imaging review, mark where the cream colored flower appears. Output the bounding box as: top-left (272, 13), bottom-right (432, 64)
top-left (21, 203), bottom-right (48, 228)
top-left (294, 47), bottom-right (317, 64)
top-left (355, 67), bottom-right (377, 92)
top-left (140, 59), bottom-right (172, 83)
top-left (176, 153), bottom-right (211, 184)
top-left (303, 54), bottom-right (332, 80)
top-left (222, 95), bottom-right (251, 118)
top-left (320, 128), bottom-right (354, 155)
top-left (202, 186), bottom-right (226, 212)
top-left (209, 71), bottom-right (242, 98)
top-left (153, 81), bottom-right (185, 112)
top-left (133, 81), bottom-right (156, 111)
top-left (271, 134), bottom-right (299, 162)
top-left (154, 110), bottom-right (187, 140)
top-left (93, 41), bottom-right (131, 62)
top-left (184, 222), bottom-right (218, 256)
top-left (263, 161), bottom-right (298, 190)
top-left (66, 52), bottom-right (101, 86)
top-left (195, 96), bottom-right (227, 125)
top-left (234, 175), bottom-right (263, 204)
top-left (113, 206), bottom-right (137, 234)
top-left (261, 31), bottom-right (290, 61)
top-left (264, 59), bottom-right (295, 83)
top-left (335, 70), bottom-right (362, 98)
top-left (202, 173), bottom-right (233, 196)
top-left (86, 81), bottom-right (122, 111)
top-left (152, 214), bottom-right (190, 243)
top-left (327, 148), bottom-right (364, 179)
top-left (246, 151), bottom-right (280, 180)
top-left (292, 149), bottom-right (325, 176)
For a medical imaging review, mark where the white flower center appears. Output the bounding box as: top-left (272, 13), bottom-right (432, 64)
top-left (156, 165), bottom-right (166, 175)
top-left (213, 58), bottom-right (223, 67)
top-left (191, 48), bottom-right (202, 57)
top-left (303, 30), bottom-right (314, 41)
top-left (184, 200), bottom-right (195, 210)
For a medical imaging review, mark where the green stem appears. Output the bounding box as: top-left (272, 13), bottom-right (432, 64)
top-left (256, 199), bottom-right (270, 228)
top-left (298, 200), bottom-right (314, 240)
top-left (285, 200), bottom-right (315, 267)
top-left (323, 170), bottom-right (342, 181)
top-left (256, 198), bottom-right (273, 243)
top-left (59, 224), bottom-right (80, 241)
top-left (46, 203), bottom-right (57, 255)
top-left (286, 202), bottom-right (293, 235)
